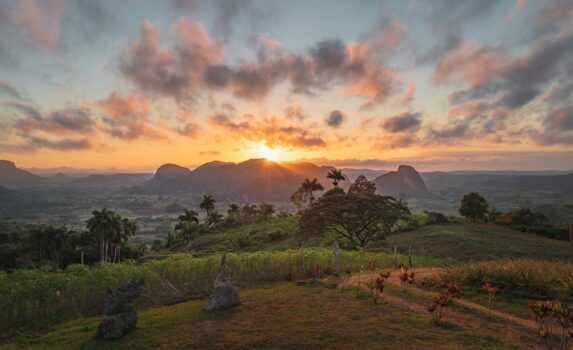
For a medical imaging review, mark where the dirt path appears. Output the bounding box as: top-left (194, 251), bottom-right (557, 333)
top-left (344, 268), bottom-right (543, 349)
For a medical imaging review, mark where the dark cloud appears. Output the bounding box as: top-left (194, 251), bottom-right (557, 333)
top-left (544, 105), bottom-right (573, 131)
top-left (447, 30), bottom-right (573, 111)
top-left (545, 81), bottom-right (573, 103)
top-left (382, 112), bottom-right (422, 133)
top-left (427, 122), bottom-right (469, 140)
top-left (0, 80), bottom-right (23, 100)
top-left (27, 136), bottom-right (91, 151)
top-left (325, 110), bottom-right (345, 128)
top-left (496, 85), bottom-right (539, 109)
top-left (3, 101), bottom-right (42, 120)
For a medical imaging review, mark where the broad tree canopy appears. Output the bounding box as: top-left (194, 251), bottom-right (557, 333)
top-left (299, 191), bottom-right (410, 248)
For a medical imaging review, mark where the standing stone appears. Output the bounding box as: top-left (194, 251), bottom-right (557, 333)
top-left (98, 279), bottom-right (144, 339)
top-left (332, 241), bottom-right (340, 276)
top-left (203, 254), bottom-right (240, 311)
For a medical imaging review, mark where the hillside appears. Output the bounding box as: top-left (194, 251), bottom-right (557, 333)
top-left (132, 159), bottom-right (349, 201)
top-left (0, 160), bottom-right (45, 188)
top-left (387, 223), bottom-right (573, 261)
top-left (178, 216), bottom-right (573, 262)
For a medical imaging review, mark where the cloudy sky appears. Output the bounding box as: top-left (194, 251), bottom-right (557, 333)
top-left (1, 0), bottom-right (572, 171)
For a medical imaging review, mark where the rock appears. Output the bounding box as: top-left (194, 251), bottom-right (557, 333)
top-left (203, 282), bottom-right (241, 311)
top-left (98, 279), bottom-right (144, 339)
top-left (203, 254), bottom-right (241, 311)
top-left (374, 165), bottom-right (428, 198)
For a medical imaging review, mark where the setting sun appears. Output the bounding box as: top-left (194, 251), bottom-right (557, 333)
top-left (256, 146), bottom-right (281, 162)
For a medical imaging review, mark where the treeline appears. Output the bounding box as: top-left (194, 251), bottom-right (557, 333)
top-left (0, 209), bottom-right (143, 272)
top-left (459, 192), bottom-right (571, 241)
top-left (165, 195), bottom-right (279, 250)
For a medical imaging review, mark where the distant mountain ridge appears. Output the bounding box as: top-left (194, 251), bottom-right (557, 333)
top-left (131, 158), bottom-right (349, 201)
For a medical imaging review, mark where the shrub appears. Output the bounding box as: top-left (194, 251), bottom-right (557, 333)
top-left (441, 259), bottom-right (573, 301)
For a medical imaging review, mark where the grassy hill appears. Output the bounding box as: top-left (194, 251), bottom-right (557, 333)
top-left (387, 223), bottom-right (573, 262)
top-left (185, 216), bottom-right (572, 263)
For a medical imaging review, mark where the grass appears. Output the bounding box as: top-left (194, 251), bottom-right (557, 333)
top-left (2, 282), bottom-right (519, 350)
top-left (387, 223), bottom-right (573, 262)
top-left (0, 248), bottom-right (443, 335)
top-left (441, 259), bottom-right (573, 302)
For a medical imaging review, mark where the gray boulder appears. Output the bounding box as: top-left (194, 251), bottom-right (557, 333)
top-left (203, 282), bottom-right (241, 311)
top-left (98, 279), bottom-right (144, 339)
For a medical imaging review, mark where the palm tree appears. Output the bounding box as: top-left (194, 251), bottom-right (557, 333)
top-left (176, 221), bottom-right (202, 249)
top-left (200, 195), bottom-right (216, 217)
top-left (227, 204), bottom-right (241, 226)
top-left (327, 168), bottom-right (345, 187)
top-left (177, 209), bottom-right (199, 228)
top-left (113, 218), bottom-right (137, 263)
top-left (241, 204), bottom-right (259, 226)
top-left (87, 208), bottom-right (122, 265)
top-left (302, 178), bottom-right (325, 204)
top-left (207, 211), bottom-right (224, 228)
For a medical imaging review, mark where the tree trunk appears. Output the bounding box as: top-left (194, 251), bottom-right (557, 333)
top-left (80, 249), bottom-right (84, 265)
top-left (408, 246), bottom-right (413, 268)
top-left (393, 245), bottom-right (398, 268)
top-left (332, 241), bottom-right (340, 276)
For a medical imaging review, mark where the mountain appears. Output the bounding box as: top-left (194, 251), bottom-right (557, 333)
top-left (73, 173), bottom-right (153, 186)
top-left (132, 159), bottom-right (349, 201)
top-left (374, 165), bottom-right (428, 197)
top-left (0, 160), bottom-right (46, 188)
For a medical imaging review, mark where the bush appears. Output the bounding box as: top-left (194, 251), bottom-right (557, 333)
top-left (424, 211), bottom-right (449, 224)
top-left (441, 259), bottom-right (573, 301)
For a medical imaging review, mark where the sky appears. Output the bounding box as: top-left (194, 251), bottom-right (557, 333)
top-left (0, 0), bottom-right (572, 172)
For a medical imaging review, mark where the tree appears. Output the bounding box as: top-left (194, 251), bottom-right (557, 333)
top-left (200, 195), bottom-right (216, 217)
top-left (459, 192), bottom-right (489, 222)
top-left (178, 209), bottom-right (200, 225)
top-left (348, 175), bottom-right (376, 196)
top-left (241, 204), bottom-right (259, 226)
top-left (299, 191), bottom-right (411, 248)
top-left (86, 208), bottom-right (124, 265)
top-left (45, 225), bottom-right (74, 271)
top-left (226, 204), bottom-right (242, 226)
top-left (206, 211), bottom-right (224, 228)
top-left (258, 203), bottom-right (275, 220)
top-left (327, 168), bottom-right (345, 187)
top-left (303, 178), bottom-right (325, 203)
top-left (291, 186), bottom-right (311, 211)
top-left (176, 221), bottom-right (203, 249)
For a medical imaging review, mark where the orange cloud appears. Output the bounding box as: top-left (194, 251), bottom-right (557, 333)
top-left (433, 41), bottom-right (507, 87)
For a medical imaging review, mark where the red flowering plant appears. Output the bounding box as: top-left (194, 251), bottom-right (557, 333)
top-left (365, 271), bottom-right (391, 303)
top-left (398, 264), bottom-right (415, 289)
top-left (427, 283), bottom-right (462, 321)
top-left (482, 282), bottom-right (499, 319)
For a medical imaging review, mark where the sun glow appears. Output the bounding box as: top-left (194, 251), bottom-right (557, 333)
top-left (256, 145), bottom-right (281, 162)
